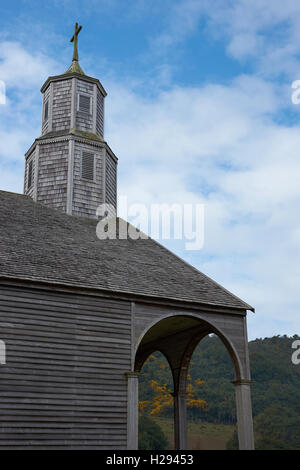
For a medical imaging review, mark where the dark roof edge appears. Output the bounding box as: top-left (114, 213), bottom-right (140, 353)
top-left (0, 274), bottom-right (250, 315)
top-left (105, 143), bottom-right (118, 163)
top-left (41, 72), bottom-right (107, 97)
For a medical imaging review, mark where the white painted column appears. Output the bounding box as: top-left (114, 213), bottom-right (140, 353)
top-left (173, 391), bottom-right (188, 450)
top-left (125, 371), bottom-right (139, 450)
top-left (233, 379), bottom-right (255, 450)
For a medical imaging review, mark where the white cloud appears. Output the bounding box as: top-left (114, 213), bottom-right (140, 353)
top-left (0, 34), bottom-right (299, 340)
top-left (0, 40), bottom-right (60, 188)
top-left (148, 0), bottom-right (300, 80)
top-left (202, 0), bottom-right (300, 78)
top-left (104, 72), bottom-right (300, 340)
top-left (0, 41), bottom-right (58, 89)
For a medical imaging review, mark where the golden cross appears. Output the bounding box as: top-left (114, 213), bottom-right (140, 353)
top-left (70, 22), bottom-right (82, 62)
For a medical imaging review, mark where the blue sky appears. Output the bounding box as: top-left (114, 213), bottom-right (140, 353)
top-left (1, 0), bottom-right (300, 340)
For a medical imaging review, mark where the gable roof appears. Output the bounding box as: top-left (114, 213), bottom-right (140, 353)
top-left (0, 190), bottom-right (253, 312)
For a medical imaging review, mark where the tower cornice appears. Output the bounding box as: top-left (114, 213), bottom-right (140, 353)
top-left (41, 72), bottom-right (107, 98)
top-left (25, 131), bottom-right (118, 163)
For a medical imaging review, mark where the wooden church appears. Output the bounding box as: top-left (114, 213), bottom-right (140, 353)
top-left (0, 24), bottom-right (255, 450)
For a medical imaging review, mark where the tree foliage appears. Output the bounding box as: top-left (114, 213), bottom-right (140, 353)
top-left (254, 404), bottom-right (300, 450)
top-left (139, 371), bottom-right (207, 417)
top-left (139, 334), bottom-right (300, 449)
top-left (138, 415), bottom-right (168, 450)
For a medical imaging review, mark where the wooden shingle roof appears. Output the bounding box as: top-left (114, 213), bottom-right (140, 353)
top-left (0, 190), bottom-right (253, 311)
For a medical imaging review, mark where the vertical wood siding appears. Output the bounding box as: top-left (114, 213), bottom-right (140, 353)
top-left (0, 284), bottom-right (131, 449)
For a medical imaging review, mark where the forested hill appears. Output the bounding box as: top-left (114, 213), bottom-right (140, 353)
top-left (139, 334), bottom-right (300, 449)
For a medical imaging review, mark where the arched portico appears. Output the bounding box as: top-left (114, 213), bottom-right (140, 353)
top-left (126, 303), bottom-right (254, 450)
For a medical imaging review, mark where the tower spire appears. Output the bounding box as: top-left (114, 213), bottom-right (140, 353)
top-left (65, 22), bottom-right (85, 75)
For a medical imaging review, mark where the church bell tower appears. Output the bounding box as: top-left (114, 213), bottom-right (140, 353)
top-left (24, 23), bottom-right (117, 218)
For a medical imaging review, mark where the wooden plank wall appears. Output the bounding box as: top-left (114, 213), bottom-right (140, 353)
top-left (0, 284), bottom-right (131, 449)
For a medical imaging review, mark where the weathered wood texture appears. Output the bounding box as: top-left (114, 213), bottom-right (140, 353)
top-left (25, 71), bottom-right (115, 218)
top-left (0, 284), bottom-right (131, 449)
top-left (96, 90), bottom-right (104, 138)
top-left (36, 141), bottom-right (69, 212)
top-left (72, 141), bottom-right (104, 218)
top-left (52, 80), bottom-right (72, 132)
top-left (24, 149), bottom-right (36, 198)
top-left (133, 303), bottom-right (250, 380)
top-left (40, 78), bottom-right (105, 138)
top-left (105, 151), bottom-right (117, 209)
top-left (42, 85), bottom-right (51, 135)
top-left (76, 80), bottom-right (94, 133)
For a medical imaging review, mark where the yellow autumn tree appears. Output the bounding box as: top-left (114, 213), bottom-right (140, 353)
top-left (139, 374), bottom-right (207, 416)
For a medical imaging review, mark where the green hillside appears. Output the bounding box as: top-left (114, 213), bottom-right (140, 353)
top-left (139, 334), bottom-right (300, 449)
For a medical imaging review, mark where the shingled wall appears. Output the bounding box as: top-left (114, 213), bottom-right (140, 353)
top-left (41, 85), bottom-right (51, 135)
top-left (24, 148), bottom-right (36, 199)
top-left (52, 80), bottom-right (72, 132)
top-left (105, 151), bottom-right (117, 209)
top-left (72, 141), bottom-right (104, 218)
top-left (96, 90), bottom-right (104, 138)
top-left (36, 141), bottom-right (69, 212)
top-left (75, 79), bottom-right (94, 133)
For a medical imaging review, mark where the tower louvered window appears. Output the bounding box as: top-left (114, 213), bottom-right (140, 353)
top-left (27, 160), bottom-right (33, 189)
top-left (44, 100), bottom-right (49, 121)
top-left (81, 152), bottom-right (94, 180)
top-left (78, 94), bottom-right (91, 114)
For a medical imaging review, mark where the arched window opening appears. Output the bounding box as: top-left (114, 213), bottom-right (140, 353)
top-left (132, 313), bottom-right (253, 450)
